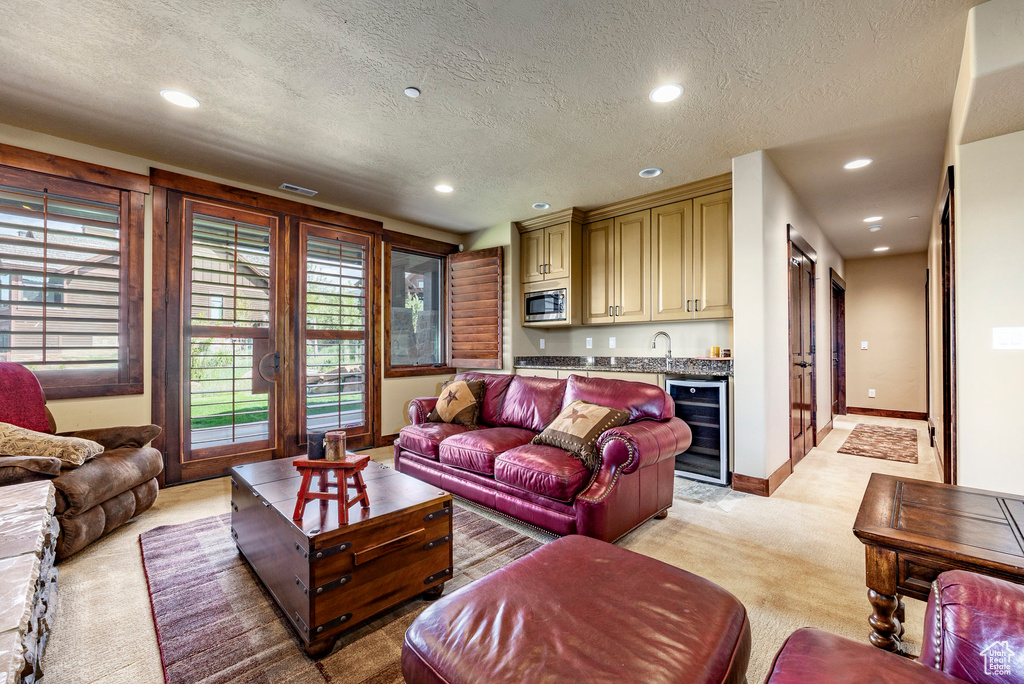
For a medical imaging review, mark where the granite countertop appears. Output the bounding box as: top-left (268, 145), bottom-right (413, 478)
top-left (513, 355), bottom-right (733, 377)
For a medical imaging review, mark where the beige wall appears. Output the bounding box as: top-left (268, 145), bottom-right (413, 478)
top-left (955, 129), bottom-right (1024, 494)
top-left (732, 150), bottom-right (845, 480)
top-left (844, 253), bottom-right (928, 413)
top-left (0, 122), bottom-right (462, 436)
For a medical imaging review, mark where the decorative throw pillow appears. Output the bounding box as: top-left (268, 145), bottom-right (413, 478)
top-left (531, 400), bottom-right (629, 468)
top-left (427, 379), bottom-right (486, 428)
top-left (0, 422), bottom-right (104, 468)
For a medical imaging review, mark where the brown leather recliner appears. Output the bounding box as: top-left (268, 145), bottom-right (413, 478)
top-left (0, 363), bottom-right (163, 560)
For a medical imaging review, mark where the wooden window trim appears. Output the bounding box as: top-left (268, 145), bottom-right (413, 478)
top-left (383, 240), bottom-right (456, 378)
top-left (0, 144), bottom-right (147, 399)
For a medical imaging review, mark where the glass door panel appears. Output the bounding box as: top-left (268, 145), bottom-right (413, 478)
top-left (301, 223), bottom-right (372, 448)
top-left (183, 200), bottom-right (278, 461)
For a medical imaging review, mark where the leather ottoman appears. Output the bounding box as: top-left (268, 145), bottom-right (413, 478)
top-left (402, 535), bottom-right (751, 684)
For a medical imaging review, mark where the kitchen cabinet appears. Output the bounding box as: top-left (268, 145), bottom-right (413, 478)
top-left (651, 190), bottom-right (732, 321)
top-left (693, 190), bottom-right (733, 319)
top-left (520, 222), bottom-right (571, 284)
top-left (582, 210), bottom-right (650, 324)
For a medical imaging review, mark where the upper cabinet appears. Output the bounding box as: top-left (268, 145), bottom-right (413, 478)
top-left (520, 174), bottom-right (732, 327)
top-left (692, 190), bottom-right (733, 319)
top-left (520, 222), bottom-right (572, 284)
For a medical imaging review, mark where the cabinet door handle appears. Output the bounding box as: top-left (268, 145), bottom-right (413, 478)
top-left (686, 300), bottom-right (691, 312)
top-left (545, 263), bottom-right (550, 273)
top-left (608, 305), bottom-right (614, 317)
top-left (615, 305), bottom-right (621, 316)
top-left (695, 299), bottom-right (700, 311)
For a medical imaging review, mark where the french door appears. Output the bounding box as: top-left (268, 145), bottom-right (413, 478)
top-left (155, 191), bottom-right (376, 484)
top-left (181, 199), bottom-right (282, 471)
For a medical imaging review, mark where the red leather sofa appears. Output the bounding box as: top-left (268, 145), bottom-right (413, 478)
top-left (765, 570), bottom-right (1024, 683)
top-left (394, 372), bottom-right (692, 542)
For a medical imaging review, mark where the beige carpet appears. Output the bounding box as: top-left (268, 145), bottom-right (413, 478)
top-left (43, 413), bottom-right (939, 683)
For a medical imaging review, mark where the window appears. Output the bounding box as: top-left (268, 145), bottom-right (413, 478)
top-left (0, 147), bottom-right (145, 398)
top-left (384, 244), bottom-right (453, 376)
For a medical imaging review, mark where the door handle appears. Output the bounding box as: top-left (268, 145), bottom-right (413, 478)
top-left (695, 299), bottom-right (701, 311)
top-left (257, 351), bottom-right (280, 383)
top-left (615, 305), bottom-right (621, 316)
top-left (608, 305), bottom-right (614, 317)
top-left (686, 300), bottom-right (691, 312)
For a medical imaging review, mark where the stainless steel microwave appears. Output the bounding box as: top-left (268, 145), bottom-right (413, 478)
top-left (524, 288), bottom-right (567, 322)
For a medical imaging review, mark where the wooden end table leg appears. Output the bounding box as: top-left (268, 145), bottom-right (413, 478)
top-left (304, 636), bottom-right (337, 659)
top-left (896, 597), bottom-right (906, 639)
top-left (864, 546), bottom-right (903, 653)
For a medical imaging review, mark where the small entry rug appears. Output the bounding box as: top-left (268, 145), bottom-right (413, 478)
top-left (838, 423), bottom-right (919, 463)
top-left (140, 505), bottom-right (543, 684)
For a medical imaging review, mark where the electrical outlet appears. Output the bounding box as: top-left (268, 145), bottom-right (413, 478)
top-left (868, 389), bottom-right (876, 398)
top-left (539, 338), bottom-right (545, 350)
top-left (585, 337), bottom-right (593, 349)
top-left (861, 341), bottom-right (868, 350)
top-left (609, 336), bottom-right (616, 349)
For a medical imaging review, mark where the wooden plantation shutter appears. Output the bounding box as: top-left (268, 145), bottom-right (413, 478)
top-left (0, 153), bottom-right (145, 398)
top-left (448, 247), bottom-right (503, 369)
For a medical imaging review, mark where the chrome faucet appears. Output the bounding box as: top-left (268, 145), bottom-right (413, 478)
top-left (651, 331), bottom-right (672, 359)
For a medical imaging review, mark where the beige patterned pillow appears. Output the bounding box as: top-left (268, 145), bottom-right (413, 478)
top-left (532, 400), bottom-right (629, 468)
top-left (0, 422), bottom-right (104, 468)
top-left (427, 379), bottom-right (486, 428)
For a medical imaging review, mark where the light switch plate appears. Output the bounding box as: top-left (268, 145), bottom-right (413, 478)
top-left (993, 327), bottom-right (1024, 350)
top-left (585, 337), bottom-right (593, 349)
top-left (539, 338), bottom-right (545, 350)
top-left (609, 336), bottom-right (616, 349)
top-left (861, 341), bottom-right (868, 350)
top-left (868, 389), bottom-right (876, 398)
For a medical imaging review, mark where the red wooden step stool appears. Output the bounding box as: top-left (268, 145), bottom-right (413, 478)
top-left (292, 454), bottom-right (371, 524)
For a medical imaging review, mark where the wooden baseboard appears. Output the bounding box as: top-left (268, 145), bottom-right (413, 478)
top-left (816, 420), bottom-right (833, 444)
top-left (847, 407), bottom-right (927, 421)
top-left (732, 459), bottom-right (793, 497)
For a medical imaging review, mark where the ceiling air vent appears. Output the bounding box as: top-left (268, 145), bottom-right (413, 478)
top-left (278, 182), bottom-right (318, 197)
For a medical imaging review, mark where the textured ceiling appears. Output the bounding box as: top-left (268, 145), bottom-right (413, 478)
top-left (0, 0), bottom-right (983, 256)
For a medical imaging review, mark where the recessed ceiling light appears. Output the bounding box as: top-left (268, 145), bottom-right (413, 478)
top-left (844, 158), bottom-right (873, 170)
top-left (908, 215), bottom-right (920, 220)
top-left (874, 246), bottom-right (890, 252)
top-left (649, 83), bottom-right (683, 103)
top-left (532, 202), bottom-right (550, 210)
top-left (434, 184), bottom-right (453, 193)
top-left (160, 89), bottom-right (200, 108)
top-left (639, 167), bottom-right (663, 178)
top-left (868, 224), bottom-right (882, 232)
top-left (863, 216), bottom-right (883, 222)
top-left (404, 87), bottom-right (421, 98)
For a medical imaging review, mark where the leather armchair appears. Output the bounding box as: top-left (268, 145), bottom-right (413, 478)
top-left (764, 570), bottom-right (1024, 683)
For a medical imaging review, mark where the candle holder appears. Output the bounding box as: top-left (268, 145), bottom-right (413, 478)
top-left (324, 430), bottom-right (346, 462)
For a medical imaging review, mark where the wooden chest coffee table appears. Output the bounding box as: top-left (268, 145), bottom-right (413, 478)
top-left (853, 473), bottom-right (1024, 654)
top-left (230, 456), bottom-right (453, 657)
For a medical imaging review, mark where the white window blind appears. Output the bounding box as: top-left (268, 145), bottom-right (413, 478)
top-left (0, 185), bottom-right (122, 372)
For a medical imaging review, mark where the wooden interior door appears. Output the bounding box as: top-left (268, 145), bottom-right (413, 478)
top-left (693, 190), bottom-right (733, 319)
top-left (180, 199), bottom-right (283, 478)
top-left (789, 242), bottom-right (815, 464)
top-left (613, 209), bottom-right (650, 323)
top-left (520, 228), bottom-right (545, 283)
top-left (651, 200), bottom-right (694, 320)
top-left (544, 223), bottom-right (569, 280)
top-left (582, 219), bottom-right (614, 324)
top-left (831, 278), bottom-right (846, 417)
top-left (939, 166), bottom-right (957, 484)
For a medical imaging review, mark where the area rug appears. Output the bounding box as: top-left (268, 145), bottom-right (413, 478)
top-left (838, 423), bottom-right (919, 463)
top-left (140, 505), bottom-right (543, 684)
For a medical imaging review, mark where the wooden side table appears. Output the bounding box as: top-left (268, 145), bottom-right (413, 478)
top-left (853, 473), bottom-right (1024, 653)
